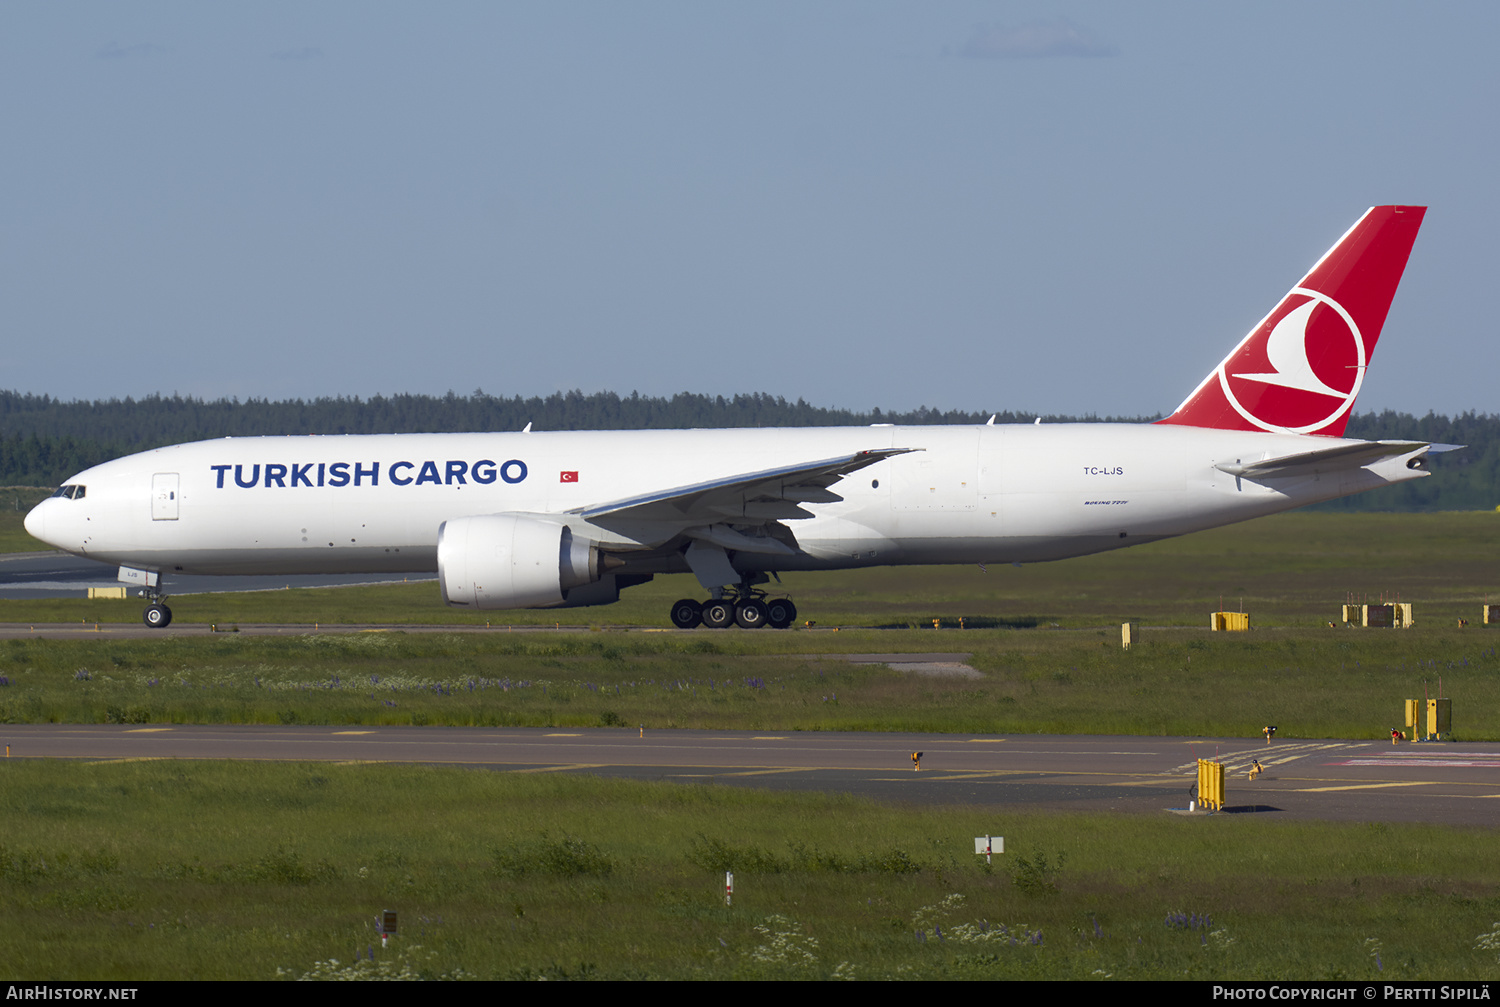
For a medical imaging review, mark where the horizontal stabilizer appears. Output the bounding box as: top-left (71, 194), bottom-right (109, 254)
top-left (1214, 440), bottom-right (1432, 479)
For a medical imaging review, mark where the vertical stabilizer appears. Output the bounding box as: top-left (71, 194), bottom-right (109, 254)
top-left (1159, 205), bottom-right (1425, 436)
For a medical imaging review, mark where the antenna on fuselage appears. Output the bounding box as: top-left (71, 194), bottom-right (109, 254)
top-left (521, 422), bottom-right (532, 433)
top-left (986, 414), bottom-right (995, 426)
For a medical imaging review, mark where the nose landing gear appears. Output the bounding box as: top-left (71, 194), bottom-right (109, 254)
top-left (118, 566), bottom-right (172, 629)
top-left (139, 583), bottom-right (172, 629)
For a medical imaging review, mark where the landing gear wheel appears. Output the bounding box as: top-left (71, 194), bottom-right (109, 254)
top-left (669, 598), bottom-right (703, 629)
top-left (735, 598), bottom-right (769, 630)
top-left (143, 604), bottom-right (172, 629)
top-left (700, 599), bottom-right (735, 629)
top-left (766, 598), bottom-right (797, 629)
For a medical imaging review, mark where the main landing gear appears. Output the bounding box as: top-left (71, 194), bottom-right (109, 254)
top-left (669, 592), bottom-right (796, 630)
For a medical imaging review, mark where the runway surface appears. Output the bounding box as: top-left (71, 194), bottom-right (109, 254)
top-left (0, 551), bottom-right (430, 599)
top-left (5, 724), bottom-right (1496, 825)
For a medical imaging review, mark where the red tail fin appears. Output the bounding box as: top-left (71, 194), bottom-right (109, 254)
top-left (1159, 205), bottom-right (1425, 436)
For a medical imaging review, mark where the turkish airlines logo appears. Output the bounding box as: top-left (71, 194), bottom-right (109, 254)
top-left (1216, 287), bottom-right (1366, 434)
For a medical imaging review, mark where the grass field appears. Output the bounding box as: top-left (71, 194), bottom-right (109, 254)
top-left (1, 627), bottom-right (1496, 739)
top-left (2, 760), bottom-right (1497, 981)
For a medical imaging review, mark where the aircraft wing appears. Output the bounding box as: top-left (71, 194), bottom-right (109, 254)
top-left (573, 447), bottom-right (914, 525)
top-left (1214, 440), bottom-right (1442, 480)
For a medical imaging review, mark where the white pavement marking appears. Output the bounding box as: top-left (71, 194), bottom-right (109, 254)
top-left (1167, 742), bottom-right (1358, 775)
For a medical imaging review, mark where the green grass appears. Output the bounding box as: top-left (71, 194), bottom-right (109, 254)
top-left (1, 760), bottom-right (1495, 980)
top-left (1, 627), bottom-right (1497, 738)
top-left (3, 510), bottom-right (1497, 628)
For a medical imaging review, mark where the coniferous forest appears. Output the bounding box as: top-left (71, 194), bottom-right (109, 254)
top-left (0, 389), bottom-right (1493, 511)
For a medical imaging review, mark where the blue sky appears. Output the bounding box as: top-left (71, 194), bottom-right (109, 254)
top-left (3, 2), bottom-right (1495, 419)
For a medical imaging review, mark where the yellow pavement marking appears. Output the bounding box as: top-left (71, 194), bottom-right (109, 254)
top-left (718, 768), bottom-right (812, 777)
top-left (124, 728), bottom-right (172, 733)
top-left (881, 770), bottom-right (1249, 788)
top-left (508, 764), bottom-right (608, 774)
top-left (332, 731), bottom-right (374, 735)
top-left (751, 736), bottom-right (787, 740)
top-left (545, 733), bottom-right (582, 737)
top-left (924, 771), bottom-right (1025, 780)
top-left (1296, 781), bottom-right (1436, 793)
top-left (968, 739), bottom-right (1007, 743)
top-left (88, 757), bottom-right (172, 764)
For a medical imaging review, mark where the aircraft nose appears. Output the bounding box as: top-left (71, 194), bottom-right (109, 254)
top-left (23, 500), bottom-right (46, 544)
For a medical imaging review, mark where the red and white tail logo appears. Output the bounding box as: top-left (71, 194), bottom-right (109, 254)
top-left (1159, 205), bottom-right (1425, 436)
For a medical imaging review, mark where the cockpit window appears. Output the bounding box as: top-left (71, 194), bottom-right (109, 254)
top-left (50, 485), bottom-right (86, 499)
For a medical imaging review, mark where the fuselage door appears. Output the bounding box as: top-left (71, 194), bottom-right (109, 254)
top-left (152, 473), bottom-right (180, 521)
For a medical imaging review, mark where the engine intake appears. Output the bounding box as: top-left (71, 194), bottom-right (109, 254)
top-left (438, 514), bottom-right (599, 610)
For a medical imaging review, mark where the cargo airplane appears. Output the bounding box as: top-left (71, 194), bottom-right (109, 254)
top-left (26, 206), bottom-right (1437, 629)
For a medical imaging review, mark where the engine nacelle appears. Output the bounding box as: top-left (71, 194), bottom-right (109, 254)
top-left (437, 513), bottom-right (598, 610)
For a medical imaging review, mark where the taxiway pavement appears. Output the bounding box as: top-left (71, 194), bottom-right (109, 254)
top-left (4, 724), bottom-right (1495, 826)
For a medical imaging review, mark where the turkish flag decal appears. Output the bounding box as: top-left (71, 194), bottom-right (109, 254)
top-left (560, 471), bottom-right (579, 483)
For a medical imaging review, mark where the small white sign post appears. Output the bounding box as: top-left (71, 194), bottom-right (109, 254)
top-left (376, 909), bottom-right (397, 948)
top-left (973, 835), bottom-right (1004, 865)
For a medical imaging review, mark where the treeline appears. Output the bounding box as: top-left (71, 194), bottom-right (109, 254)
top-left (1308, 410), bottom-right (1498, 511)
top-left (0, 389), bottom-right (1103, 485)
top-left (0, 390), bottom-right (1493, 510)
top-left (0, 389), bottom-right (1098, 443)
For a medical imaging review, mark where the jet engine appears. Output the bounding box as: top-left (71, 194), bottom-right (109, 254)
top-left (437, 513), bottom-right (600, 609)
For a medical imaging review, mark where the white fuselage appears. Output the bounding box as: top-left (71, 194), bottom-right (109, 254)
top-left (24, 423), bottom-right (1425, 583)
